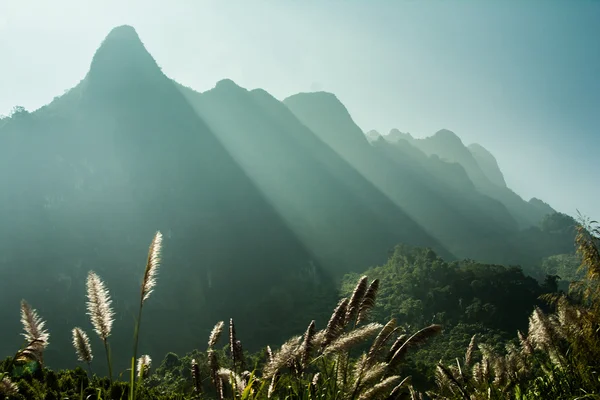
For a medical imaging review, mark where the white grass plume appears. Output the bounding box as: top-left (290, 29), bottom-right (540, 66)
top-left (0, 376), bottom-right (18, 397)
top-left (20, 300), bottom-right (50, 354)
top-left (323, 323), bottom-right (382, 355)
top-left (137, 355), bottom-right (152, 378)
top-left (86, 271), bottom-right (114, 341)
top-left (71, 327), bottom-right (93, 364)
top-left (208, 321), bottom-right (225, 349)
top-left (358, 375), bottom-right (401, 400)
top-left (141, 231), bottom-right (163, 303)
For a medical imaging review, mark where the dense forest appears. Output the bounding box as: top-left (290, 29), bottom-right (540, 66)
top-left (0, 25), bottom-right (594, 399)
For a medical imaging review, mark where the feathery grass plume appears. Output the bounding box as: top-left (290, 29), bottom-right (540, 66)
top-left (357, 361), bottom-right (388, 391)
top-left (464, 334), bottom-right (477, 368)
top-left (308, 372), bottom-right (320, 398)
top-left (387, 334), bottom-right (408, 362)
top-left (389, 376), bottom-right (411, 399)
top-left (336, 352), bottom-right (350, 391)
top-left (455, 358), bottom-right (463, 380)
top-left (312, 372), bottom-right (320, 387)
top-left (478, 344), bottom-right (492, 383)
top-left (366, 318), bottom-right (397, 366)
top-left (345, 276), bottom-right (369, 325)
top-left (517, 330), bottom-right (534, 356)
top-left (356, 279), bottom-right (379, 325)
top-left (71, 327), bottom-right (93, 376)
top-left (263, 335), bottom-right (302, 379)
top-left (357, 375), bottom-right (401, 400)
top-left (208, 321), bottom-right (225, 349)
top-left (492, 355), bottom-right (507, 388)
top-left (191, 358), bottom-right (201, 394)
top-left (267, 373), bottom-right (277, 399)
top-left (321, 298), bottom-right (349, 350)
top-left (216, 376), bottom-right (225, 400)
top-left (86, 271), bottom-right (114, 383)
top-left (300, 320), bottom-right (316, 369)
top-left (434, 363), bottom-right (453, 393)
top-left (86, 272), bottom-right (114, 340)
top-left (141, 231), bottom-right (163, 303)
top-left (349, 353), bottom-right (368, 397)
top-left (436, 363), bottom-right (469, 400)
top-left (472, 362), bottom-right (483, 384)
top-left (208, 349), bottom-right (220, 385)
top-left (389, 324), bottom-right (442, 369)
top-left (0, 376), bottom-right (18, 397)
top-left (323, 322), bottom-right (383, 355)
top-left (72, 327), bottom-right (93, 364)
top-left (411, 386), bottom-right (425, 400)
top-left (229, 318), bottom-right (239, 367)
top-left (130, 230), bottom-right (163, 400)
top-left (571, 216), bottom-right (600, 317)
top-left (311, 329), bottom-right (326, 348)
top-left (504, 343), bottom-right (524, 380)
top-left (218, 368), bottom-right (245, 396)
top-left (137, 355), bottom-right (152, 379)
top-left (266, 345), bottom-right (278, 398)
top-left (19, 300), bottom-right (50, 364)
top-left (353, 354), bottom-right (367, 381)
top-left (528, 307), bottom-right (562, 362)
top-left (555, 296), bottom-right (587, 342)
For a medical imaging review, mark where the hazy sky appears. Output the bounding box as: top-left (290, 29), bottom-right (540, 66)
top-left (1, 0), bottom-right (598, 220)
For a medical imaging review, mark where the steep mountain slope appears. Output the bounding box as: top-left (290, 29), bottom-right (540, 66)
top-left (283, 92), bottom-right (523, 262)
top-left (388, 129), bottom-right (553, 227)
top-left (0, 26), bottom-right (336, 370)
top-left (468, 143), bottom-right (507, 188)
top-left (176, 80), bottom-right (449, 271)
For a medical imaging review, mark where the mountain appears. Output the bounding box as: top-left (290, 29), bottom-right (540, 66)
top-left (381, 128), bottom-right (554, 228)
top-left (0, 26), bottom-right (337, 370)
top-left (0, 25), bottom-right (571, 371)
top-left (468, 143), bottom-right (507, 188)
top-left (284, 93), bottom-right (523, 259)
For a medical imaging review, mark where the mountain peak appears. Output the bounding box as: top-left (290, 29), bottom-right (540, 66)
top-left (365, 130), bottom-right (382, 142)
top-left (85, 25), bottom-right (164, 95)
top-left (387, 129), bottom-right (413, 142)
top-left (432, 129), bottom-right (463, 145)
top-left (284, 91), bottom-right (369, 148)
top-left (105, 25), bottom-right (140, 41)
top-left (214, 78), bottom-right (245, 92)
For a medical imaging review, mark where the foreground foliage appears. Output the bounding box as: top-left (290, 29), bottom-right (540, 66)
top-left (0, 216), bottom-right (597, 399)
top-left (0, 233), bottom-right (440, 399)
top-left (427, 216), bottom-right (600, 399)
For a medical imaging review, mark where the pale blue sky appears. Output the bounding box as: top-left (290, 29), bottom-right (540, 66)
top-left (1, 0), bottom-right (598, 220)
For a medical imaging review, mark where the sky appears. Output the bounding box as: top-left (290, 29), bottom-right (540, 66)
top-left (0, 0), bottom-right (598, 220)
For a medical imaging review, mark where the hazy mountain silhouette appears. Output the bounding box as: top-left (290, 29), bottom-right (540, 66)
top-left (0, 25), bottom-right (571, 372)
top-left (176, 80), bottom-right (450, 273)
top-left (0, 26), bottom-right (337, 371)
top-left (382, 128), bottom-right (554, 228)
top-left (468, 143), bottom-right (507, 188)
top-left (283, 93), bottom-right (528, 261)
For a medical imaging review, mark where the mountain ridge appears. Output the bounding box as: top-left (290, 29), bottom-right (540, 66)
top-left (0, 25), bottom-right (572, 372)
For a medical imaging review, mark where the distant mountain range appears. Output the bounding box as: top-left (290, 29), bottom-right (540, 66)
top-left (0, 25), bottom-right (574, 370)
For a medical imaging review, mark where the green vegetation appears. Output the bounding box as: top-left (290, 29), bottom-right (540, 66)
top-left (0, 217), bottom-right (597, 399)
top-left (423, 217), bottom-right (600, 399)
top-left (0, 232), bottom-right (443, 399)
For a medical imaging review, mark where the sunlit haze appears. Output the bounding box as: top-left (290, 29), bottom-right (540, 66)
top-left (1, 0), bottom-right (598, 219)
